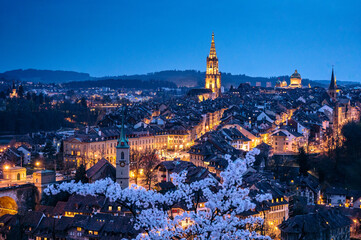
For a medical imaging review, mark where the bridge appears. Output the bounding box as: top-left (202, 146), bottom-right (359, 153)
top-left (0, 184), bottom-right (38, 215)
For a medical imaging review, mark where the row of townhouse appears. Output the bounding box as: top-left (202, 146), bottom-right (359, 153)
top-left (63, 108), bottom-right (226, 169)
top-left (63, 127), bottom-right (189, 168)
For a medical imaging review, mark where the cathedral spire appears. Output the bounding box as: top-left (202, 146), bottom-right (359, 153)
top-left (205, 32), bottom-right (221, 98)
top-left (209, 32), bottom-right (217, 59)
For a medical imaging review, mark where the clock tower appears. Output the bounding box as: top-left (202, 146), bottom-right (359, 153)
top-left (116, 114), bottom-right (130, 189)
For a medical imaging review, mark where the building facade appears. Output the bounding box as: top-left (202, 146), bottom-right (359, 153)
top-left (288, 70), bottom-right (302, 88)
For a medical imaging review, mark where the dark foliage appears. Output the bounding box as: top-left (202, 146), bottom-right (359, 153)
top-left (0, 97), bottom-right (98, 135)
top-left (297, 147), bottom-right (309, 176)
top-left (314, 121), bottom-right (361, 189)
top-left (74, 164), bottom-right (89, 183)
top-left (41, 190), bottom-right (71, 206)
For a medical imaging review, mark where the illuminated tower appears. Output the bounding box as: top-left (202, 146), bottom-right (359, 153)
top-left (116, 113), bottom-right (129, 189)
top-left (205, 33), bottom-right (221, 98)
top-left (9, 81), bottom-right (18, 98)
top-left (288, 70), bottom-right (302, 88)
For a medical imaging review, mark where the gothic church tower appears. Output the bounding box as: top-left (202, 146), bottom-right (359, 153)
top-left (116, 114), bottom-right (130, 189)
top-left (205, 33), bottom-right (221, 98)
top-left (328, 67), bottom-right (337, 101)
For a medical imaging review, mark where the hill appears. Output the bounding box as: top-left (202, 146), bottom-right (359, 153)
top-left (2, 69), bottom-right (357, 89)
top-left (0, 69), bottom-right (92, 83)
top-left (63, 79), bottom-right (177, 89)
top-left (100, 70), bottom-right (322, 88)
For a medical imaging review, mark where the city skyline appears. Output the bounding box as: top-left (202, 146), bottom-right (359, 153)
top-left (1, 0), bottom-right (361, 81)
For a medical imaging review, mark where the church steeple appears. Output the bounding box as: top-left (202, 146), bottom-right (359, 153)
top-left (328, 67), bottom-right (337, 101)
top-left (116, 111), bottom-right (129, 149)
top-left (329, 67), bottom-right (337, 90)
top-left (116, 109), bottom-right (130, 189)
top-left (209, 32), bottom-right (217, 59)
top-left (205, 33), bottom-right (221, 98)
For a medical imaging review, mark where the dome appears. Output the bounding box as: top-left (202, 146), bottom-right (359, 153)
top-left (291, 70), bottom-right (301, 79)
top-left (289, 70), bottom-right (302, 88)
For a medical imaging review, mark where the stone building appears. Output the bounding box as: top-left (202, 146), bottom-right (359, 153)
top-left (205, 33), bottom-right (221, 99)
top-left (288, 70), bottom-right (302, 88)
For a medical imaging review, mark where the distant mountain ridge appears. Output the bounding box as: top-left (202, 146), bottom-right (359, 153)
top-left (1, 68), bottom-right (358, 88)
top-left (0, 69), bottom-right (92, 83)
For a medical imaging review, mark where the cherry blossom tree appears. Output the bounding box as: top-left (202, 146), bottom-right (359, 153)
top-left (45, 148), bottom-right (271, 239)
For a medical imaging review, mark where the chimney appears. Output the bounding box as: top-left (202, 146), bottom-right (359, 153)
top-left (98, 130), bottom-right (102, 136)
top-left (85, 126), bottom-right (89, 134)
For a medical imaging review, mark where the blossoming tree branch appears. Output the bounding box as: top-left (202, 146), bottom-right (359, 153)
top-left (44, 148), bottom-right (272, 239)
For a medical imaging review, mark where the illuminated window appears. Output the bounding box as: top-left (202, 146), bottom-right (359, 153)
top-left (77, 227), bottom-right (82, 231)
top-left (117, 206), bottom-right (121, 211)
top-left (94, 231), bottom-right (98, 235)
top-left (108, 206), bottom-right (112, 211)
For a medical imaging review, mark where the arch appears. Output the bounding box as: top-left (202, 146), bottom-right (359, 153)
top-left (0, 196), bottom-right (18, 216)
top-left (121, 151), bottom-right (124, 159)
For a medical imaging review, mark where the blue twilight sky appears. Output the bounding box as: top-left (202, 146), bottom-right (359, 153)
top-left (0, 0), bottom-right (360, 81)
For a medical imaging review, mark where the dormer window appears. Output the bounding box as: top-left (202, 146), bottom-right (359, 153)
top-left (108, 206), bottom-right (112, 211)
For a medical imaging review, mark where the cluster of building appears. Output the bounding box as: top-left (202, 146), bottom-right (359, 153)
top-left (63, 68), bottom-right (360, 172)
top-left (0, 33), bottom-right (360, 240)
top-left (1, 146), bottom-right (360, 239)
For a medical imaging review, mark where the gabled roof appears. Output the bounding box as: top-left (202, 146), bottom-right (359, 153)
top-left (86, 158), bottom-right (116, 181)
top-left (278, 211), bottom-right (351, 234)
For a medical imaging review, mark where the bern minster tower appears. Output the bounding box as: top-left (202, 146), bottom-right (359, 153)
top-left (205, 33), bottom-right (221, 98)
top-left (116, 114), bottom-right (130, 189)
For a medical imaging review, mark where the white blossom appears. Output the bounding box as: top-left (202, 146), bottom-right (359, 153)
top-left (45, 148), bottom-right (271, 239)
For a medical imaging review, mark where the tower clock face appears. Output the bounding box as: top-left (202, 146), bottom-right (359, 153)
top-left (119, 161), bottom-right (126, 167)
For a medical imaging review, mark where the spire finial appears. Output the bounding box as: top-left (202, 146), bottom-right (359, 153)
top-left (117, 106), bottom-right (129, 148)
top-left (121, 110), bottom-right (125, 139)
top-left (329, 66), bottom-right (337, 90)
top-left (209, 32), bottom-right (217, 58)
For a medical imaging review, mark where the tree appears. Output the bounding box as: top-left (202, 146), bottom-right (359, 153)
top-left (43, 141), bottom-right (57, 170)
top-left (130, 149), bottom-right (159, 187)
top-left (297, 147), bottom-right (309, 176)
top-left (43, 141), bottom-right (56, 159)
top-left (0, 91), bottom-right (6, 99)
top-left (80, 97), bottom-right (87, 108)
top-left (130, 149), bottom-right (143, 185)
top-left (141, 150), bottom-right (160, 190)
top-left (102, 95), bottom-right (111, 103)
top-left (18, 85), bottom-right (24, 98)
top-left (74, 164), bottom-right (89, 183)
top-left (45, 148), bottom-right (271, 239)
